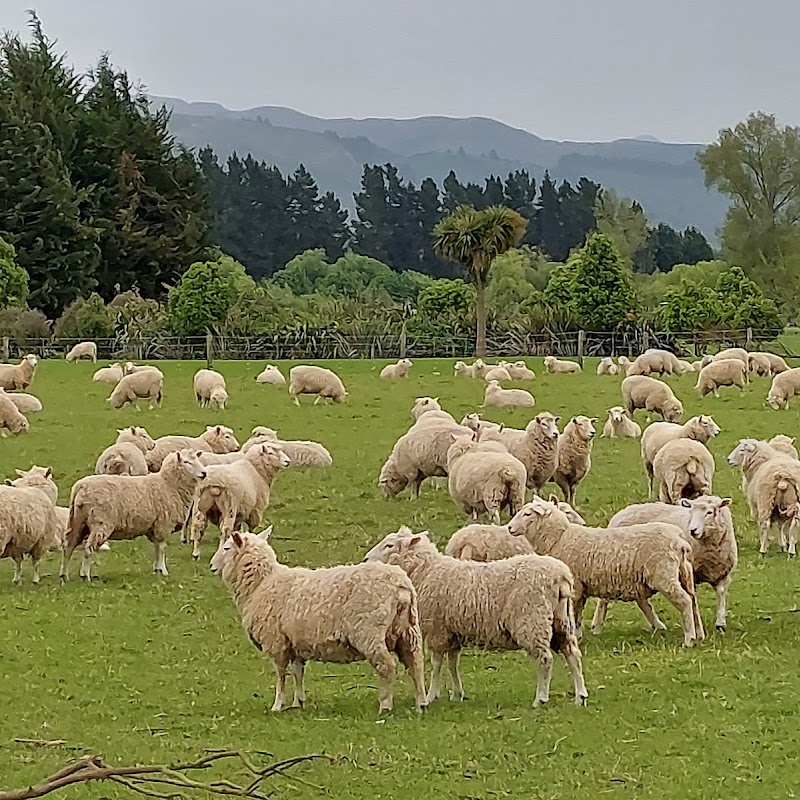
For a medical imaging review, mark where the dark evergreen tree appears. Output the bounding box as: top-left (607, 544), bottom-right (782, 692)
top-left (531, 172), bottom-right (566, 260)
top-left (681, 226), bottom-right (714, 264)
top-left (560, 177), bottom-right (598, 254)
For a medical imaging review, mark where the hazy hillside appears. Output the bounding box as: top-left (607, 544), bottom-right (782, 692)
top-left (154, 96), bottom-right (728, 236)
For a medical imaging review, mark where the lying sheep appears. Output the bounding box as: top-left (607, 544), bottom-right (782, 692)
top-left (288, 365), bottom-right (347, 405)
top-left (626, 349), bottom-right (680, 376)
top-left (695, 358), bottom-right (747, 397)
top-left (380, 358), bottom-right (413, 380)
top-left (483, 380), bottom-right (534, 408)
top-left (641, 415), bottom-right (720, 495)
top-left (193, 369), bottom-right (228, 410)
top-left (713, 347), bottom-right (749, 364)
top-left (500, 360), bottom-right (536, 380)
top-left (454, 359), bottom-right (486, 378)
top-left (190, 442), bottom-right (290, 558)
top-left (93, 363), bottom-right (124, 384)
top-left (95, 426), bottom-right (156, 476)
top-left (767, 368), bottom-right (800, 410)
top-left (597, 357), bottom-right (619, 376)
top-left (447, 434), bottom-right (526, 523)
top-left (601, 406), bottom-right (641, 439)
top-left (0, 354), bottom-right (37, 391)
top-left (66, 341), bottom-right (97, 362)
top-left (365, 527), bottom-right (588, 707)
top-left (622, 375), bottom-right (683, 422)
top-left (242, 426), bottom-right (332, 468)
top-left (213, 528), bottom-right (427, 712)
top-left (554, 416), bottom-right (596, 506)
top-left (652, 439), bottom-right (715, 503)
top-left (7, 392), bottom-right (42, 414)
top-left (508, 497), bottom-right (701, 646)
top-left (63, 450), bottom-right (207, 579)
top-left (107, 369), bottom-right (163, 410)
top-left (484, 366), bottom-right (513, 382)
top-left (146, 426), bottom-right (240, 471)
top-left (0, 389), bottom-right (29, 434)
top-left (543, 356), bottom-right (581, 374)
top-left (593, 495), bottom-right (737, 633)
top-left (769, 434), bottom-right (799, 460)
top-left (255, 364), bottom-right (286, 385)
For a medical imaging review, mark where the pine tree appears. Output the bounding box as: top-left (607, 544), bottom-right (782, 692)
top-left (681, 226), bottom-right (714, 264)
top-left (531, 172), bottom-right (566, 260)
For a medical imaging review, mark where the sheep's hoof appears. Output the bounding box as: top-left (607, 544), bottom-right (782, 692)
top-left (192, 552), bottom-right (200, 561)
top-left (575, 694), bottom-right (589, 707)
top-left (590, 626), bottom-right (603, 636)
top-left (533, 697), bottom-right (549, 708)
top-left (715, 624), bottom-right (726, 633)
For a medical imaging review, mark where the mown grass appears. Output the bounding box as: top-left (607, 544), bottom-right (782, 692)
top-left (1, 358), bottom-right (800, 799)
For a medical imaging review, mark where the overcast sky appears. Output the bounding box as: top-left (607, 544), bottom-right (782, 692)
top-left (6, 0), bottom-right (798, 143)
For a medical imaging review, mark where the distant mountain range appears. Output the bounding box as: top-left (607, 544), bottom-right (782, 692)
top-left (152, 96), bottom-right (728, 237)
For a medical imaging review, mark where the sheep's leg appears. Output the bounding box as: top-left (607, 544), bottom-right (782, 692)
top-left (788, 520), bottom-right (798, 558)
top-left (426, 650), bottom-right (445, 703)
top-left (396, 634), bottom-right (427, 711)
top-left (79, 546), bottom-right (94, 580)
top-left (659, 583), bottom-right (697, 647)
top-left (446, 652), bottom-right (465, 701)
top-left (692, 595), bottom-right (705, 642)
top-left (532, 647), bottom-right (554, 707)
top-left (271, 656), bottom-right (290, 712)
top-left (364, 645), bottom-right (396, 713)
top-left (635, 597), bottom-right (667, 631)
top-left (559, 636), bottom-right (589, 706)
top-left (290, 660), bottom-right (306, 709)
top-left (591, 599), bottom-right (610, 634)
top-left (714, 576), bottom-right (732, 631)
top-left (190, 506), bottom-right (208, 559)
top-left (573, 592), bottom-right (587, 640)
top-left (313, 395), bottom-right (321, 406)
top-left (153, 539), bottom-right (169, 576)
top-left (758, 519), bottom-right (771, 556)
top-left (30, 554), bottom-right (43, 585)
top-left (11, 556), bottom-right (23, 585)
top-left (646, 464), bottom-right (654, 498)
top-left (290, 393), bottom-right (300, 407)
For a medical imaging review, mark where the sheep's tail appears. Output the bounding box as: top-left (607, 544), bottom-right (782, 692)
top-left (394, 585), bottom-right (423, 656)
top-left (686, 457), bottom-right (699, 476)
top-left (677, 543), bottom-right (696, 599)
top-left (771, 468), bottom-right (800, 512)
top-left (66, 498), bottom-right (88, 549)
top-left (501, 466), bottom-right (526, 515)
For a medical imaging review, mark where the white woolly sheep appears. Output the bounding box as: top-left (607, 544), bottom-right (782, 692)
top-left (146, 425), bottom-right (241, 471)
top-left (769, 434), bottom-right (799, 460)
top-left (691, 360), bottom-right (705, 372)
top-left (626, 349), bottom-right (681, 376)
top-left (194, 369), bottom-right (228, 409)
top-left (543, 356), bottom-right (581, 374)
top-left (212, 528), bottom-right (426, 712)
top-left (365, 527), bottom-right (588, 707)
top-left (597, 357), bottom-right (619, 376)
top-left (380, 358), bottom-right (413, 380)
top-left (713, 347), bottom-right (749, 364)
top-left (453, 359), bottom-right (487, 378)
top-left (411, 396), bottom-right (443, 420)
top-left (95, 427), bottom-right (156, 477)
top-left (107, 369), bottom-right (163, 410)
top-left (508, 497), bottom-right (701, 646)
top-left (499, 360), bottom-right (536, 380)
top-left (601, 406), bottom-right (641, 439)
top-left (748, 352), bottom-right (773, 377)
top-left (483, 366), bottom-right (513, 382)
top-left (255, 364), bottom-right (286, 385)
top-left (7, 392), bottom-right (42, 413)
top-left (63, 450), bottom-right (208, 579)
top-left (554, 416), bottom-right (596, 506)
top-left (93, 363), bottom-right (124, 384)
top-left (241, 426), bottom-right (332, 469)
top-left (0, 389), bottom-right (29, 434)
top-left (0, 354), bottom-right (37, 391)
top-left (288, 365), bottom-right (347, 405)
top-left (617, 355), bottom-right (632, 371)
top-left (755, 352), bottom-right (790, 375)
top-left (622, 375), bottom-right (684, 422)
top-left (459, 413), bottom-right (503, 436)
top-left (483, 380), bottom-right (534, 408)
top-left (65, 341), bottom-right (97, 362)
top-left (767, 368), bottom-right (800, 410)
top-left (652, 439), bottom-right (715, 504)
top-left (695, 358), bottom-right (747, 398)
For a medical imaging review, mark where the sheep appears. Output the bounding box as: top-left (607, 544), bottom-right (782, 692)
top-left (695, 358), bottom-right (747, 398)
top-left (459, 413), bottom-right (503, 436)
top-left (482, 366), bottom-right (512, 382)
top-left (7, 392), bottom-right (42, 414)
top-left (553, 416), bottom-right (596, 506)
top-left (691, 360), bottom-right (705, 372)
top-left (411, 396), bottom-right (443, 420)
top-left (65, 341), bottom-right (97, 362)
top-left (713, 347), bottom-right (749, 364)
top-left (626, 349), bottom-right (681, 376)
top-left (727, 438), bottom-right (800, 556)
top-left (757, 352), bottom-right (790, 375)
top-left (189, 442), bottom-right (290, 558)
top-left (617, 355), bottom-right (632, 371)
top-left (364, 527), bottom-right (588, 707)
top-left (543, 356), bottom-right (581, 374)
top-left (640, 415), bottom-right (720, 495)
top-left (454, 359), bottom-right (486, 378)
top-left (621, 375), bottom-right (684, 422)
top-left (288, 365), bottom-right (347, 405)
top-left (499, 360), bottom-right (536, 380)
top-left (601, 406), bottom-right (641, 439)
top-left (95, 427), bottom-right (156, 476)
top-left (767, 368), bottom-right (800, 409)
top-left (241, 426), bottom-right (332, 469)
top-left (748, 352), bottom-right (773, 377)
top-left (62, 450), bottom-right (208, 580)
top-left (593, 495), bottom-right (737, 633)
top-left (146, 425), bottom-right (240, 471)
top-left (482, 412), bottom-right (560, 492)
top-left (92, 363), bottom-right (124, 384)
top-left (0, 354), bottom-right (37, 391)
top-left (212, 528), bottom-right (427, 712)
top-left (107, 369), bottom-right (163, 410)
top-left (483, 380), bottom-right (534, 408)
top-left (193, 368), bottom-right (228, 409)
top-left (447, 434), bottom-right (527, 523)
top-left (380, 358), bottom-right (413, 380)
top-left (508, 497), bottom-right (701, 646)
top-left (652, 439), bottom-right (715, 504)
top-left (123, 362), bottom-right (162, 375)
top-left (769, 434), bottom-right (799, 460)
top-left (255, 364), bottom-right (286, 385)
top-left (597, 357), bottom-right (619, 376)
top-left (0, 389), bottom-right (29, 434)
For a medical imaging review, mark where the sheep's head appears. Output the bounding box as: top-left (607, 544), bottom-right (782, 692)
top-left (210, 386), bottom-right (228, 409)
top-left (485, 380), bottom-right (501, 393)
top-left (547, 494), bottom-right (586, 525)
top-left (172, 450), bottom-right (208, 482)
top-left (378, 457), bottom-right (408, 497)
top-left (508, 497), bottom-right (559, 537)
top-left (363, 526), bottom-right (431, 564)
top-left (399, 358), bottom-right (413, 368)
top-left (205, 425), bottom-right (240, 452)
top-left (454, 361), bottom-right (467, 375)
top-left (727, 438), bottom-right (759, 467)
top-left (120, 426), bottom-right (156, 450)
top-left (767, 392), bottom-right (782, 410)
top-left (251, 425), bottom-right (278, 440)
top-left (695, 414), bottom-right (721, 440)
top-left (23, 354), bottom-right (38, 368)
top-left (543, 356), bottom-right (555, 368)
top-left (411, 396), bottom-right (441, 419)
top-left (210, 527), bottom-right (273, 575)
top-left (570, 415), bottom-right (597, 441)
top-left (664, 402), bottom-right (683, 423)
top-left (681, 496), bottom-right (731, 539)
top-left (249, 442), bottom-right (291, 471)
top-left (514, 360), bottom-right (527, 369)
top-left (607, 406), bottom-right (626, 425)
top-left (531, 412), bottom-right (559, 440)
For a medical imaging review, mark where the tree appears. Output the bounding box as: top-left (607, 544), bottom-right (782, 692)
top-left (716, 265), bottom-right (781, 330)
top-left (660, 280), bottom-right (722, 332)
top-left (54, 292), bottom-right (115, 338)
top-left (681, 227), bottom-right (714, 264)
top-left (530, 172), bottom-right (565, 260)
top-left (593, 189), bottom-right (649, 265)
top-left (271, 248), bottom-right (330, 295)
top-left (433, 205), bottom-right (527, 356)
top-left (167, 256), bottom-right (241, 335)
top-left (0, 236), bottom-right (28, 309)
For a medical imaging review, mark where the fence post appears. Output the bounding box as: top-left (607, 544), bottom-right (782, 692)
top-left (577, 330), bottom-right (585, 362)
top-left (746, 327), bottom-right (753, 350)
top-left (1, 337), bottom-right (8, 362)
top-left (205, 333), bottom-right (213, 368)
top-left (400, 322), bottom-right (407, 359)
top-left (642, 331), bottom-right (650, 352)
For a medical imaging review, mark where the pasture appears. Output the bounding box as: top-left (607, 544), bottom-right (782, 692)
top-left (1, 358), bottom-right (799, 799)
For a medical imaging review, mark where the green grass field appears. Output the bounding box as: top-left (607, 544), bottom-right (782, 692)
top-left (2, 358), bottom-right (800, 799)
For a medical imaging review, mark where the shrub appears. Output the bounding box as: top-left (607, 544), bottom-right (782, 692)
top-left (54, 293), bottom-right (115, 338)
top-left (0, 306), bottom-right (50, 341)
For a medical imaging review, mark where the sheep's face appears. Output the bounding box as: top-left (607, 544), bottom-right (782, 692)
top-left (252, 442), bottom-right (291, 470)
top-left (681, 496), bottom-right (731, 539)
top-left (124, 362), bottom-right (136, 374)
top-left (461, 413), bottom-right (481, 433)
top-left (664, 404), bottom-right (683, 423)
top-left (767, 393), bottom-right (782, 410)
top-left (514, 361), bottom-right (527, 369)
top-left (607, 407), bottom-right (626, 425)
top-left (543, 357), bottom-right (555, 368)
top-left (454, 362), bottom-right (467, 375)
top-left (508, 499), bottom-right (551, 536)
top-left (210, 387), bottom-right (228, 409)
top-left (363, 526), bottom-right (428, 563)
top-left (412, 397), bottom-right (441, 419)
top-left (174, 450), bottom-right (208, 482)
top-left (210, 528), bottom-right (272, 574)
top-left (400, 358), bottom-right (412, 369)
top-left (697, 415), bottom-right (721, 439)
top-left (571, 416), bottom-right (596, 440)
top-left (206, 425), bottom-right (240, 452)
top-left (485, 380), bottom-right (501, 392)
top-left (727, 439), bottom-right (759, 467)
top-left (532, 413), bottom-right (560, 440)
top-left (378, 459), bottom-right (408, 497)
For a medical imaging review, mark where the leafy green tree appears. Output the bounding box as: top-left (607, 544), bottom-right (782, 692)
top-left (594, 189), bottom-right (649, 265)
top-left (271, 249), bottom-right (330, 294)
top-left (167, 256), bottom-right (240, 335)
top-left (54, 293), bottom-right (115, 338)
top-left (0, 236), bottom-right (28, 309)
top-left (716, 265), bottom-right (781, 329)
top-left (660, 280), bottom-right (722, 331)
top-left (433, 204), bottom-right (527, 356)
top-left (488, 247), bottom-right (541, 307)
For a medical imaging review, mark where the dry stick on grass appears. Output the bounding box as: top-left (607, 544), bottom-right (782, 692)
top-left (0, 750), bottom-right (329, 800)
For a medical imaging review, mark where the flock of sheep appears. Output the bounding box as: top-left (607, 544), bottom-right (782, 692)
top-left (1, 343), bottom-right (799, 715)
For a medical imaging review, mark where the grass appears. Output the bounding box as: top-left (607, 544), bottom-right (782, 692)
top-left (2, 357), bottom-right (800, 799)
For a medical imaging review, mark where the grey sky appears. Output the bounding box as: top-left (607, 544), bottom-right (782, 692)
top-left (6, 0), bottom-right (798, 143)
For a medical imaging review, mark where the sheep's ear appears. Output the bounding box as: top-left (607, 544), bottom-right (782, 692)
top-left (548, 494), bottom-right (560, 506)
top-left (590, 417), bottom-right (598, 423)
top-left (258, 525), bottom-right (273, 541)
top-left (117, 428), bottom-right (124, 434)
top-left (176, 452), bottom-right (183, 463)
top-left (4, 479), bottom-right (12, 486)
top-left (196, 451), bottom-right (204, 458)
top-left (45, 467), bottom-right (52, 478)
top-left (554, 416), bottom-right (560, 423)
top-left (408, 534), bottom-right (424, 548)
top-left (434, 397), bottom-right (440, 403)
top-left (15, 469), bottom-right (24, 476)
top-left (232, 532), bottom-right (244, 549)
top-left (680, 499), bottom-right (691, 508)
top-left (215, 426), bottom-right (222, 434)
top-left (720, 498), bottom-right (732, 507)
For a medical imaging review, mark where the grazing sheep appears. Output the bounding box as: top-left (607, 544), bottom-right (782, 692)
top-left (594, 495), bottom-right (737, 633)
top-left (597, 357), bottom-right (619, 376)
top-left (695, 358), bottom-right (747, 398)
top-left (146, 426), bottom-right (240, 472)
top-left (500, 360), bottom-right (536, 380)
top-left (190, 442), bottom-right (290, 558)
top-left (212, 528), bottom-right (427, 712)
top-left (769, 434), bottom-right (799, 460)
top-left (7, 392), bottom-right (42, 414)
top-left (674, 359), bottom-right (695, 375)
top-left (543, 356), bottom-right (581, 374)
top-left (652, 439), bottom-right (715, 504)
top-left (601, 406), bottom-right (641, 439)
top-left (0, 354), bottom-right (37, 391)
top-left (453, 359), bottom-right (486, 378)
top-left (483, 366), bottom-right (513, 382)
top-left (758, 352), bottom-right (790, 375)
top-left (380, 358), bottom-right (413, 380)
top-left (243, 426), bottom-right (332, 468)
top-left (365, 527), bottom-right (588, 707)
top-left (482, 412), bottom-right (560, 492)
top-left (626, 349), bottom-right (681, 376)
top-left (107, 369), bottom-right (163, 410)
top-left (255, 364), bottom-right (286, 385)
top-left (508, 497), bottom-right (701, 646)
top-left (288, 365), bottom-right (347, 405)
top-left (0, 389), bottom-right (29, 434)
top-left (483, 380), bottom-right (535, 408)
top-left (748, 352), bottom-right (773, 377)
top-left (62, 450), bottom-right (207, 579)
top-left (95, 427), bottom-right (156, 476)
top-left (713, 347), bottom-right (749, 364)
top-left (65, 341), bottom-right (97, 362)
top-left (92, 363), bottom-right (124, 384)
top-left (641, 415), bottom-right (720, 495)
top-left (553, 416), bottom-right (596, 506)
top-left (447, 434), bottom-right (527, 523)
top-left (767, 368), bottom-right (800, 410)
top-left (622, 375), bottom-right (684, 422)
top-left (193, 369), bottom-right (228, 409)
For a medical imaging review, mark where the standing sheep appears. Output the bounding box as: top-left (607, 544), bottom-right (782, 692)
top-left (543, 356), bottom-right (581, 374)
top-left (65, 342), bottom-right (97, 362)
top-left (95, 427), bottom-right (156, 476)
top-left (0, 389), bottom-right (29, 434)
top-left (0, 354), bottom-right (38, 391)
top-left (553, 416), bottom-right (596, 505)
top-left (146, 426), bottom-right (240, 471)
top-left (380, 358), bottom-right (413, 380)
top-left (601, 407), bottom-right (641, 439)
top-left (483, 380), bottom-right (535, 408)
top-left (255, 364), bottom-right (286, 385)
top-left (597, 357), bottom-right (619, 376)
top-left (652, 439), bottom-right (715, 504)
top-left (767, 368), bottom-right (800, 410)
top-left (622, 375), bottom-right (684, 422)
top-left (288, 365), bottom-right (347, 405)
top-left (193, 369), bottom-right (228, 409)
top-left (713, 347), bottom-right (749, 364)
top-left (92, 363), bottom-right (124, 384)
top-left (107, 369), bottom-right (163, 410)
top-left (695, 358), bottom-right (747, 398)
top-left (626, 350), bottom-right (680, 376)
